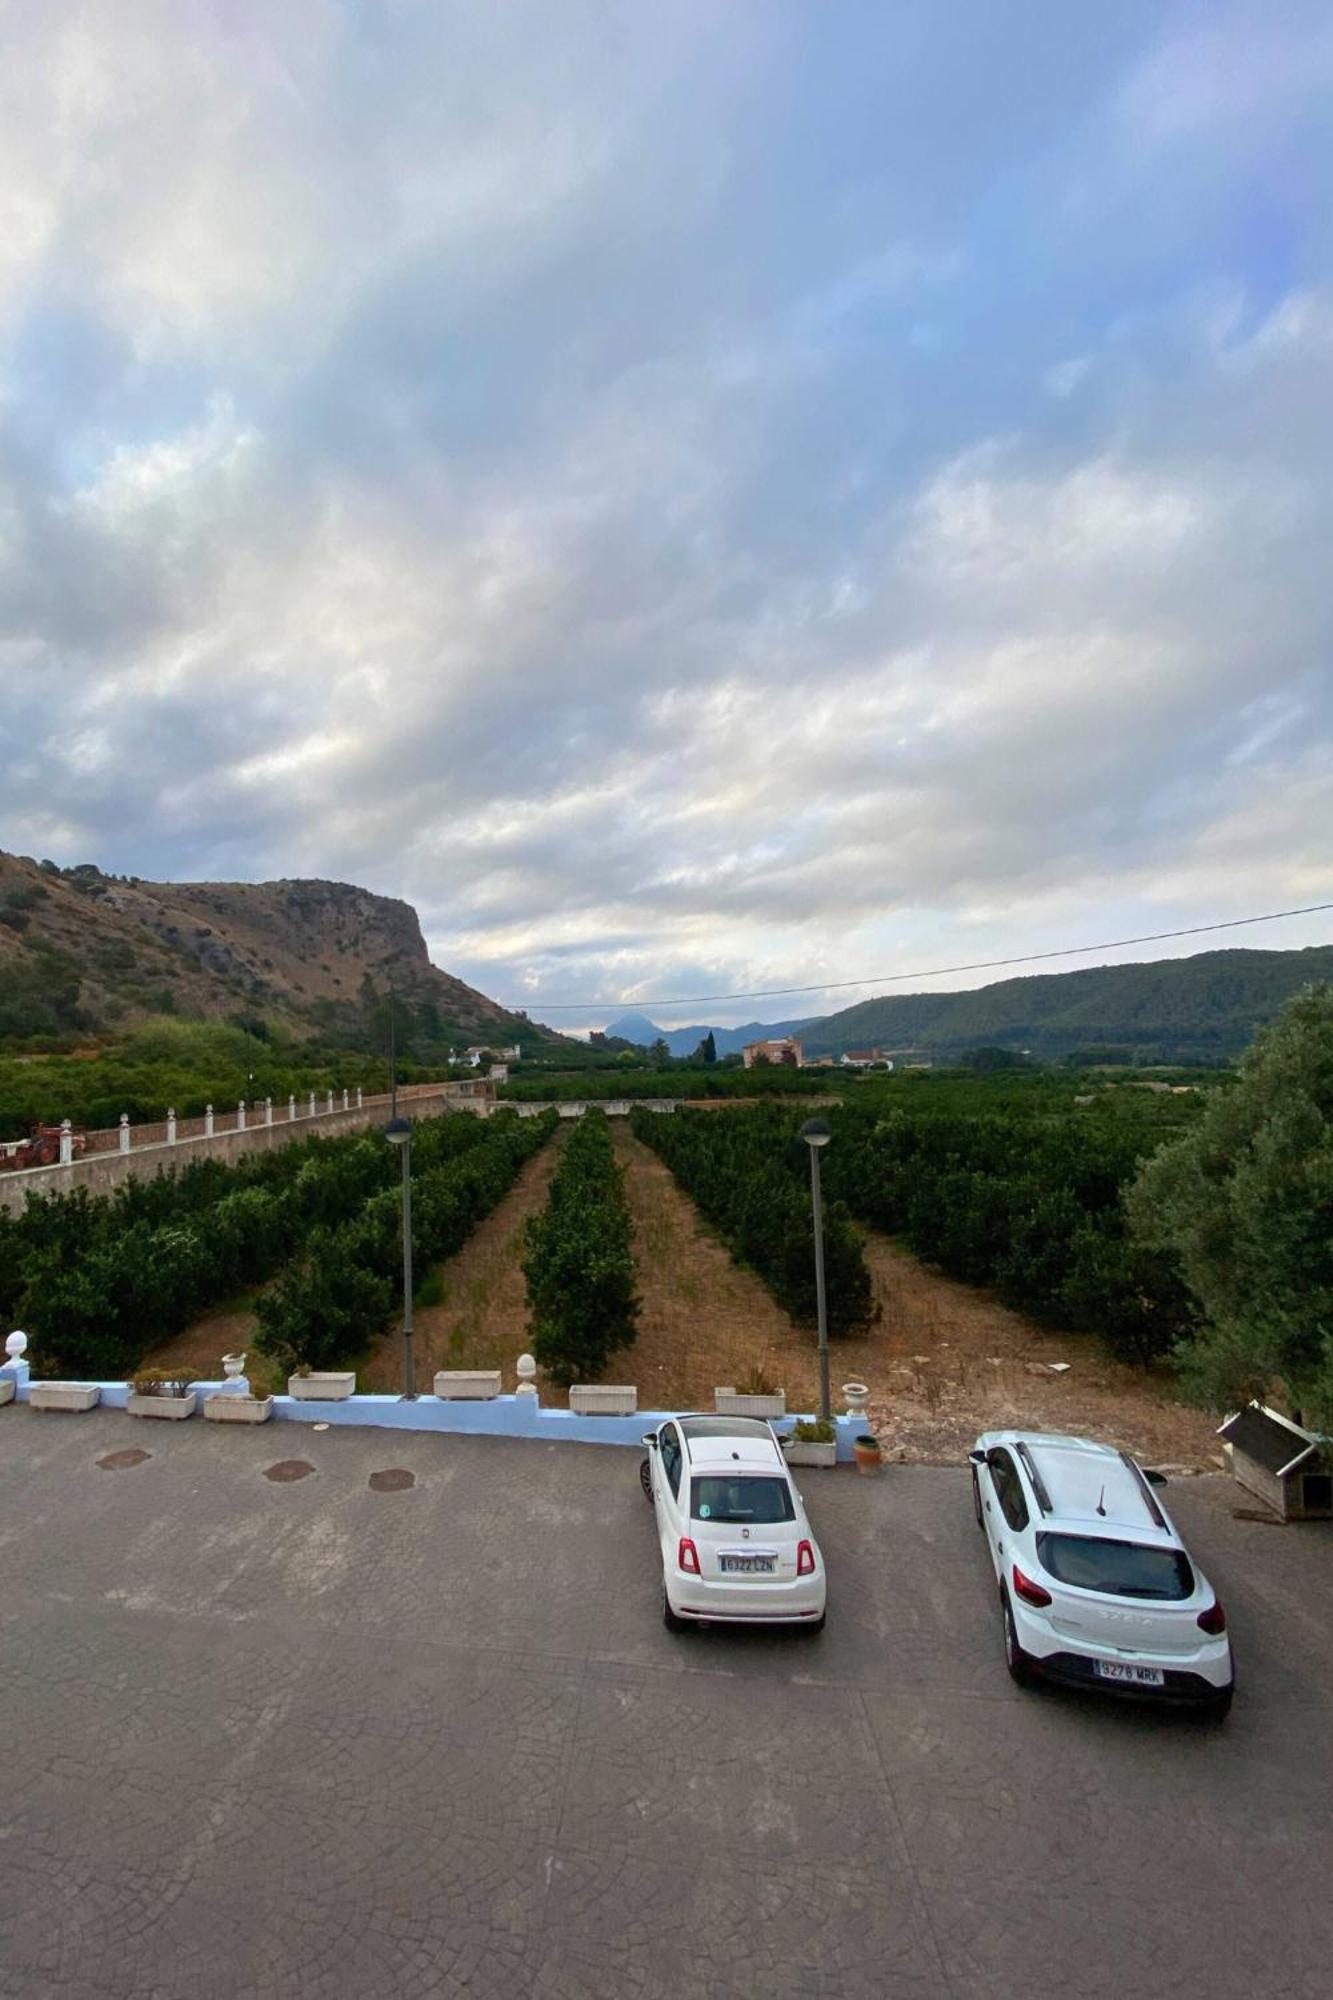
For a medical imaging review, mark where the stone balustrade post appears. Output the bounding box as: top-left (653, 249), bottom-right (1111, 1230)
top-left (167, 1107), bottom-right (177, 1145)
top-left (326, 1089), bottom-right (335, 1116)
top-left (288, 1095), bottom-right (296, 1121)
top-left (342, 1087), bottom-right (349, 1112)
top-left (236, 1100), bottom-right (247, 1132)
top-left (204, 1104), bottom-right (214, 1138)
top-left (265, 1097), bottom-right (274, 1126)
top-left (356, 1086), bottom-right (363, 1109)
top-left (308, 1091), bottom-right (316, 1118)
top-left (118, 1113), bottom-right (131, 1155)
top-left (59, 1119), bottom-right (73, 1166)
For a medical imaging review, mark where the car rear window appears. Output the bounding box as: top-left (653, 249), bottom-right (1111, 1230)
top-left (1036, 1533), bottom-right (1194, 1600)
top-left (691, 1476), bottom-right (795, 1524)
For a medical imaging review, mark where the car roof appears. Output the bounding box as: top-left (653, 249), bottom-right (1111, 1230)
top-left (675, 1416), bottom-right (787, 1474)
top-left (981, 1431), bottom-right (1176, 1541)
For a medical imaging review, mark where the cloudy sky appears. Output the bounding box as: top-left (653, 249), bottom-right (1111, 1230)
top-left (1, 1), bottom-right (1330, 1031)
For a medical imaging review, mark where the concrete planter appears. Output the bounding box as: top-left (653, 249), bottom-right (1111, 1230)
top-left (433, 1370), bottom-right (503, 1401)
top-left (30, 1383), bottom-right (101, 1413)
top-left (0, 1378), bottom-right (15, 1407)
top-left (204, 1394), bottom-right (274, 1424)
top-left (569, 1385), bottom-right (637, 1416)
top-left (782, 1439), bottom-right (837, 1469)
top-left (715, 1388), bottom-right (787, 1419)
top-left (127, 1390), bottom-right (197, 1420)
top-left (288, 1372), bottom-right (356, 1401)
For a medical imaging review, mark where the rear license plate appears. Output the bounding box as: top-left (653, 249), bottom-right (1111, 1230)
top-left (720, 1555), bottom-right (775, 1575)
top-left (1095, 1661), bottom-right (1165, 1688)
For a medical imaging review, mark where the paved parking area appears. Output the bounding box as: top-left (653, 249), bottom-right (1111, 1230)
top-left (1, 1411), bottom-right (1330, 2000)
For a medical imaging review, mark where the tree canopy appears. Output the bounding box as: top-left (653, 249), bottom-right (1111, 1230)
top-left (1127, 986), bottom-right (1333, 1424)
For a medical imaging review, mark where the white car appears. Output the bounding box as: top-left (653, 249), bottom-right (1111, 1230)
top-left (641, 1416), bottom-right (827, 1631)
top-left (969, 1430), bottom-right (1234, 1716)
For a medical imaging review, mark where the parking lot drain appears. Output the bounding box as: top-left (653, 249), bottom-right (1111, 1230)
top-left (264, 1460), bottom-right (316, 1483)
top-left (96, 1448), bottom-right (151, 1471)
top-left (369, 1468), bottom-right (415, 1492)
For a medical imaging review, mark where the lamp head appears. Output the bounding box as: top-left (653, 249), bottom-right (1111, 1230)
top-left (384, 1117), bottom-right (412, 1148)
top-left (798, 1116), bottom-right (832, 1149)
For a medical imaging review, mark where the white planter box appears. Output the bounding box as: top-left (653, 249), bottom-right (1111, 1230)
top-left (204, 1394), bottom-right (274, 1424)
top-left (715, 1388), bottom-right (787, 1419)
top-left (0, 1378), bottom-right (15, 1407)
top-left (433, 1370), bottom-right (503, 1401)
top-left (569, 1385), bottom-right (637, 1416)
top-left (288, 1372), bottom-right (356, 1401)
top-left (30, 1383), bottom-right (101, 1413)
top-left (781, 1439), bottom-right (837, 1468)
top-left (127, 1391), bottom-right (197, 1420)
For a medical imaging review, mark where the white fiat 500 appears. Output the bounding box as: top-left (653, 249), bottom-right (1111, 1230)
top-left (970, 1430), bottom-right (1234, 1715)
top-left (641, 1416), bottom-right (826, 1631)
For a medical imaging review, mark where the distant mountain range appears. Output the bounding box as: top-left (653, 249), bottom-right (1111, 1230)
top-left (604, 946), bottom-right (1333, 1065)
top-left (603, 1012), bottom-right (816, 1059)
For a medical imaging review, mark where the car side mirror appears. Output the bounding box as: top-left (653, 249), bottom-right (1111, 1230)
top-left (642, 1434), bottom-right (658, 1449)
top-left (967, 1449), bottom-right (986, 1466)
top-left (1142, 1468), bottom-right (1168, 1487)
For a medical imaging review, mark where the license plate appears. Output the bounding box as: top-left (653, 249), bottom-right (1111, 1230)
top-left (1095, 1661), bottom-right (1165, 1688)
top-left (720, 1555), bottom-right (775, 1575)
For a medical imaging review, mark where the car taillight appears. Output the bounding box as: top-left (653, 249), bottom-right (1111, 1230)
top-left (797, 1539), bottom-right (816, 1577)
top-left (678, 1537), bottom-right (701, 1575)
top-left (1197, 1599), bottom-right (1226, 1635)
top-left (1012, 1564), bottom-right (1052, 1608)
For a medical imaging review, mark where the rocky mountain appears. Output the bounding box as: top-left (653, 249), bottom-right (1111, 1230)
top-left (0, 850), bottom-right (562, 1053)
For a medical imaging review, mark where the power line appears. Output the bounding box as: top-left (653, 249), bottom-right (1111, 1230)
top-left (515, 900), bottom-right (1333, 1013)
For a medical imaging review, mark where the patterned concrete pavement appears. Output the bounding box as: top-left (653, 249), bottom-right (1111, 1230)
top-left (1, 1411), bottom-right (1330, 1999)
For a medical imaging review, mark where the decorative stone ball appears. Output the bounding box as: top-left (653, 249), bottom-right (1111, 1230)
top-left (5, 1330), bottom-right (28, 1362)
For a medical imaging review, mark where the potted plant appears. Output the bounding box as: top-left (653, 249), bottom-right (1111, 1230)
top-left (204, 1357), bottom-right (274, 1424)
top-left (715, 1361), bottom-right (786, 1421)
top-left (127, 1368), bottom-right (197, 1420)
top-left (287, 1362), bottom-right (357, 1402)
top-left (853, 1433), bottom-right (884, 1477)
top-left (781, 1417), bottom-right (837, 1469)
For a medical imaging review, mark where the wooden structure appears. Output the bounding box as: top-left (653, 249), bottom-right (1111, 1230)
top-left (1217, 1403), bottom-right (1333, 1521)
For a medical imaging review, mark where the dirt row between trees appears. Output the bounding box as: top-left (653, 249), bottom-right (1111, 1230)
top-left (148, 1121), bottom-right (1221, 1466)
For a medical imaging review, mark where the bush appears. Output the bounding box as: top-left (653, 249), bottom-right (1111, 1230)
top-left (629, 1104), bottom-right (872, 1335)
top-left (524, 1112), bottom-right (639, 1384)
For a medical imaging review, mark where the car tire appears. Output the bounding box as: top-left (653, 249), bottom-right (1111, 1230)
top-left (639, 1457), bottom-right (653, 1501)
top-left (1001, 1591), bottom-right (1034, 1687)
top-left (801, 1612), bottom-right (827, 1635)
top-left (663, 1589), bottom-right (686, 1634)
top-left (1204, 1685), bottom-right (1234, 1722)
top-left (971, 1466), bottom-right (983, 1527)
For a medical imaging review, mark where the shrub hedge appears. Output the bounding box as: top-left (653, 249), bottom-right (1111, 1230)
top-left (523, 1111), bottom-right (640, 1384)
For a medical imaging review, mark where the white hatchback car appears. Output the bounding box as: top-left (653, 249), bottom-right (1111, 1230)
top-left (970, 1430), bottom-right (1234, 1716)
top-left (641, 1415), bottom-right (827, 1631)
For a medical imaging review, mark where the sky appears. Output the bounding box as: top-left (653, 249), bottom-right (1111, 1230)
top-left (1, 1), bottom-right (1330, 1033)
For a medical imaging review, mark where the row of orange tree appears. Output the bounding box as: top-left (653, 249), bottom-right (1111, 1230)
top-left (523, 1110), bottom-right (640, 1383)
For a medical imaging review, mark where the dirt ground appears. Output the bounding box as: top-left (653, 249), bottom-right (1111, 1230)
top-left (360, 1129), bottom-right (568, 1392)
top-left (147, 1121), bottom-right (1222, 1467)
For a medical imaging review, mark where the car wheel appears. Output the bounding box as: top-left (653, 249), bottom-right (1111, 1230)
top-left (971, 1466), bottom-right (983, 1527)
top-left (800, 1612), bottom-right (827, 1635)
top-left (639, 1457), bottom-right (653, 1501)
top-left (1001, 1591), bottom-right (1034, 1687)
top-left (663, 1588), bottom-right (686, 1633)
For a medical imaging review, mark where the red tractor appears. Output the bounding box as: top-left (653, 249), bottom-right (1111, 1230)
top-left (0, 1124), bottom-right (88, 1171)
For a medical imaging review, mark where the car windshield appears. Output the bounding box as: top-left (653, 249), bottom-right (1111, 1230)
top-left (691, 1476), bottom-right (795, 1525)
top-left (1036, 1533), bottom-right (1194, 1600)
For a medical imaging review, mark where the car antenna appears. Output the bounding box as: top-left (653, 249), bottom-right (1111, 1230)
top-left (1096, 1484), bottom-right (1107, 1517)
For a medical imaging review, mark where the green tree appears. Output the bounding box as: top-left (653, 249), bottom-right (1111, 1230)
top-left (649, 1038), bottom-right (671, 1067)
top-left (694, 1031), bottom-right (717, 1065)
top-left (1127, 986), bottom-right (1333, 1422)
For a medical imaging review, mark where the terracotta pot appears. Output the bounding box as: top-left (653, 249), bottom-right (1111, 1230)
top-left (853, 1434), bottom-right (883, 1477)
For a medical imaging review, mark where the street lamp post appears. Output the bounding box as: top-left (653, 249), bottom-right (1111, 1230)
top-left (799, 1117), bottom-right (833, 1423)
top-left (385, 1116), bottom-right (415, 1398)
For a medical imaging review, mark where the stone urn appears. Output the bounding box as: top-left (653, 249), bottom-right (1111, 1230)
top-left (842, 1381), bottom-right (870, 1419)
top-left (221, 1352), bottom-right (249, 1392)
